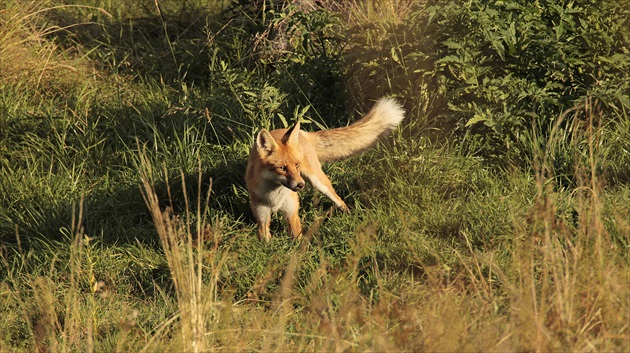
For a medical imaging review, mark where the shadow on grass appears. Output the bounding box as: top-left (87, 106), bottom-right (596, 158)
top-left (1, 149), bottom-right (251, 245)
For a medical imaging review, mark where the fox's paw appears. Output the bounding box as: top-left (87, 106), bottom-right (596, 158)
top-left (338, 202), bottom-right (350, 214)
top-left (257, 230), bottom-right (272, 242)
top-left (291, 230), bottom-right (303, 241)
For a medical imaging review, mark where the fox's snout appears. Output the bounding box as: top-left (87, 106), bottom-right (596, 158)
top-left (285, 180), bottom-right (305, 192)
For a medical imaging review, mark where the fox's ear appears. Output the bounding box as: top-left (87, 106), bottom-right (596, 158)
top-left (256, 129), bottom-right (277, 155)
top-left (281, 121), bottom-right (300, 145)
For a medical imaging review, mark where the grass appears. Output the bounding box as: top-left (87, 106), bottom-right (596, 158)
top-left (1, 0), bottom-right (628, 352)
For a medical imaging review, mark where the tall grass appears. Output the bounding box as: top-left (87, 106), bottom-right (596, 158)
top-left (506, 101), bottom-right (628, 351)
top-left (0, 1), bottom-right (107, 91)
top-left (138, 150), bottom-right (216, 352)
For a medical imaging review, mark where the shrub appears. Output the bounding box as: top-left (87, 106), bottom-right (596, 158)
top-left (420, 0), bottom-right (629, 163)
top-left (218, 0), bottom-right (347, 128)
top-left (344, 0), bottom-right (629, 166)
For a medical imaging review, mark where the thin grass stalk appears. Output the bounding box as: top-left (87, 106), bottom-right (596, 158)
top-left (138, 148), bottom-right (212, 352)
top-left (514, 98), bottom-right (627, 351)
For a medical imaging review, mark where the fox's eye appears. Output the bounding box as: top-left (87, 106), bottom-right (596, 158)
top-left (296, 163), bottom-right (301, 169)
top-left (277, 166), bottom-right (287, 172)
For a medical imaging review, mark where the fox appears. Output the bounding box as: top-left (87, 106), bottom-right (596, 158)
top-left (245, 97), bottom-right (405, 241)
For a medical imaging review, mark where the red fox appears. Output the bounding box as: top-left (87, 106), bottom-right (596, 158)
top-left (245, 97), bottom-right (405, 241)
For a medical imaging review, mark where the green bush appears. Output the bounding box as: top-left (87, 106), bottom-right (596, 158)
top-left (217, 0), bottom-right (347, 129)
top-left (414, 0), bottom-right (629, 163)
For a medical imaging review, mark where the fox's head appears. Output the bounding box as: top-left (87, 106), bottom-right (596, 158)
top-left (255, 122), bottom-right (305, 192)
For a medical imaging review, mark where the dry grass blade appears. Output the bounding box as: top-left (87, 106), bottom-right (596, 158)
top-left (138, 148), bottom-right (214, 352)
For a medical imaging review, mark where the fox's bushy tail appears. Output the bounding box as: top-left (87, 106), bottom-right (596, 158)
top-left (313, 97), bottom-right (405, 163)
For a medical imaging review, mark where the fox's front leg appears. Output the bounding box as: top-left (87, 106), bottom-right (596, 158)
top-left (252, 204), bottom-right (272, 241)
top-left (282, 192), bottom-right (303, 239)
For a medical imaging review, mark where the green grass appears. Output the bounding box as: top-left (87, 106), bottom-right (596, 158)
top-left (1, 0), bottom-right (628, 352)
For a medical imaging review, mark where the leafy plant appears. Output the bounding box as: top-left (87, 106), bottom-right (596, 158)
top-left (421, 0), bottom-right (629, 164)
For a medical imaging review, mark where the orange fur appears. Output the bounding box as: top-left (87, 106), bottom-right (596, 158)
top-left (245, 97), bottom-right (405, 241)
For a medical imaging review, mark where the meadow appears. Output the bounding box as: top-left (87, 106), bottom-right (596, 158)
top-left (1, 0), bottom-right (628, 351)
